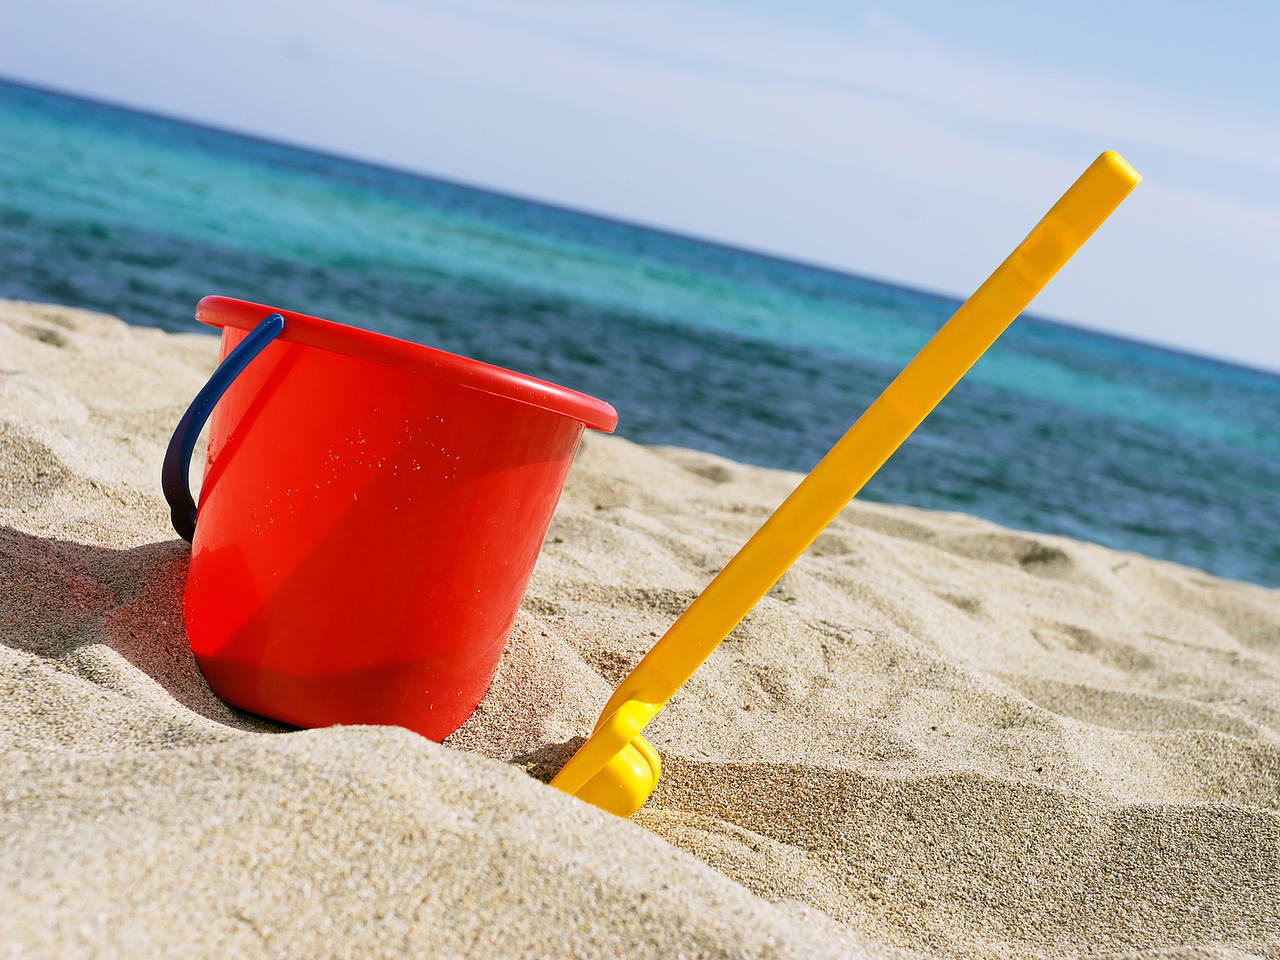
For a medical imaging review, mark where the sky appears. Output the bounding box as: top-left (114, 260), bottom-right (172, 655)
top-left (2, 0), bottom-right (1278, 370)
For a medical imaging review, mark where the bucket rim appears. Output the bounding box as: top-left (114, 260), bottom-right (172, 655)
top-left (195, 296), bottom-right (618, 433)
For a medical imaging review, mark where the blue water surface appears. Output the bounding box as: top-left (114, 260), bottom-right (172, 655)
top-left (2, 78), bottom-right (1277, 586)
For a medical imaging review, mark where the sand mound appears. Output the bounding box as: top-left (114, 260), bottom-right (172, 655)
top-left (2, 300), bottom-right (1277, 958)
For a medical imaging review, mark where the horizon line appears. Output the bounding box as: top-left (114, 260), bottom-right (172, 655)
top-left (3, 73), bottom-right (1276, 382)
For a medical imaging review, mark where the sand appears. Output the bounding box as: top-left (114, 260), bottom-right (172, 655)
top-left (2, 299), bottom-right (1277, 959)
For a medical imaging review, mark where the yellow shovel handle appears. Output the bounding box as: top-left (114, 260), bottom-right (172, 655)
top-left (598, 151), bottom-right (1140, 720)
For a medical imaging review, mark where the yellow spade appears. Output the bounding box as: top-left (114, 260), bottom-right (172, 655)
top-left (550, 152), bottom-right (1141, 817)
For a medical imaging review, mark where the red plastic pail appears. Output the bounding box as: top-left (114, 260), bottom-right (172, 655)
top-left (169, 297), bottom-right (616, 740)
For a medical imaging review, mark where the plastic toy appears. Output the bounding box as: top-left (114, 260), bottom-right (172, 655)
top-left (550, 151), bottom-right (1141, 816)
top-left (163, 297), bottom-right (617, 741)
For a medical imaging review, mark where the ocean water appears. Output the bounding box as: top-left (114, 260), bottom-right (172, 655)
top-left (2, 78), bottom-right (1277, 587)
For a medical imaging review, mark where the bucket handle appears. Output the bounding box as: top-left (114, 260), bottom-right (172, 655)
top-left (162, 313), bottom-right (285, 542)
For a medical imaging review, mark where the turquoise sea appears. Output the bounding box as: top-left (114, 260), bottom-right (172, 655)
top-left (2, 79), bottom-right (1277, 586)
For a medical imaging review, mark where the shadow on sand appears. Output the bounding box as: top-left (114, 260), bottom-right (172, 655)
top-left (0, 524), bottom-right (285, 733)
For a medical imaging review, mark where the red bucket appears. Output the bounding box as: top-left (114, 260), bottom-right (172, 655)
top-left (162, 296), bottom-right (616, 740)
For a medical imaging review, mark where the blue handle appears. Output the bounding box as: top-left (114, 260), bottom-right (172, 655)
top-left (162, 313), bottom-right (285, 542)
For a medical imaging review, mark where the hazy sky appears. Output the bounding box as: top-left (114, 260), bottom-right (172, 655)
top-left (3, 0), bottom-right (1278, 370)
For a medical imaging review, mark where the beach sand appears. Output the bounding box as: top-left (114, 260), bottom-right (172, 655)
top-left (2, 300), bottom-right (1277, 958)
